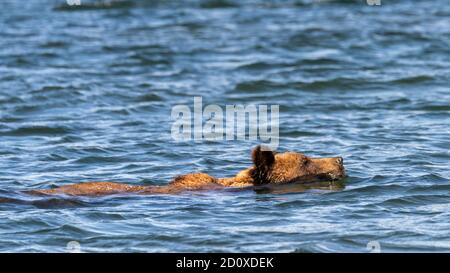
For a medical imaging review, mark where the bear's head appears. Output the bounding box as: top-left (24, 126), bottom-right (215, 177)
top-left (250, 146), bottom-right (345, 185)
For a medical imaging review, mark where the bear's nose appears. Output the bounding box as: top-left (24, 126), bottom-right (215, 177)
top-left (335, 157), bottom-right (344, 165)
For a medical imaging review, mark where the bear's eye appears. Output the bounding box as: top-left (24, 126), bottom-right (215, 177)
top-left (302, 159), bottom-right (309, 167)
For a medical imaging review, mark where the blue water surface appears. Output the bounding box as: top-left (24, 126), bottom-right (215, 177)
top-left (0, 0), bottom-right (449, 252)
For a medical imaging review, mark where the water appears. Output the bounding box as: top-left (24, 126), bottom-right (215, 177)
top-left (0, 0), bottom-right (449, 252)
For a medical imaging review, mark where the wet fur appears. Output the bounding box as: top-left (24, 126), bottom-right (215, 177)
top-left (28, 146), bottom-right (345, 196)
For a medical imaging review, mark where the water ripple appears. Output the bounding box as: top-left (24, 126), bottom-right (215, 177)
top-left (0, 0), bottom-right (448, 252)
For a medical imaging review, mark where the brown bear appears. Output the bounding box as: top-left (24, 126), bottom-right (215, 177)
top-left (28, 146), bottom-right (345, 196)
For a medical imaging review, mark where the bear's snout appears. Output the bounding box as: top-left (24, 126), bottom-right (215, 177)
top-left (330, 156), bottom-right (346, 180)
top-left (310, 156), bottom-right (346, 182)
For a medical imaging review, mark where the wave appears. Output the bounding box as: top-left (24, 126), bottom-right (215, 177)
top-left (1, 126), bottom-right (72, 136)
top-left (54, 0), bottom-right (134, 11)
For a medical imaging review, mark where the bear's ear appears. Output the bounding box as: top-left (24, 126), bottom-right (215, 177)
top-left (251, 145), bottom-right (275, 185)
top-left (251, 145), bottom-right (275, 167)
